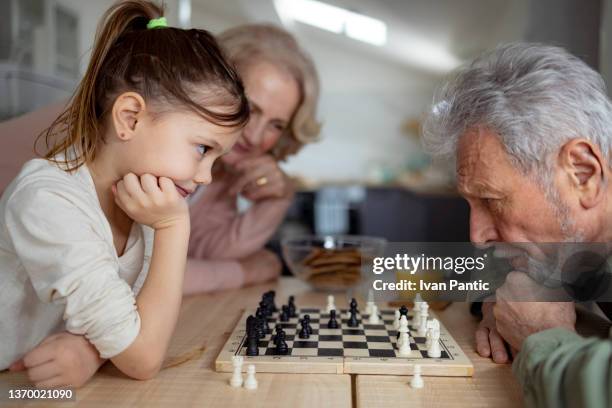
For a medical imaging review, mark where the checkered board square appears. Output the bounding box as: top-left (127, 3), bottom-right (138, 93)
top-left (215, 306), bottom-right (474, 376)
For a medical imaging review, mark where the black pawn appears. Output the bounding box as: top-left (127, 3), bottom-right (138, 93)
top-left (280, 305), bottom-right (289, 322)
top-left (275, 331), bottom-right (289, 355)
top-left (246, 334), bottom-right (259, 356)
top-left (302, 314), bottom-right (313, 335)
top-left (268, 290), bottom-right (278, 312)
top-left (348, 308), bottom-right (359, 327)
top-left (350, 298), bottom-right (358, 312)
top-left (299, 323), bottom-right (310, 339)
top-left (327, 310), bottom-right (339, 329)
top-left (288, 296), bottom-right (297, 318)
top-left (272, 324), bottom-right (283, 342)
top-left (399, 305), bottom-right (409, 318)
top-left (256, 308), bottom-right (270, 335)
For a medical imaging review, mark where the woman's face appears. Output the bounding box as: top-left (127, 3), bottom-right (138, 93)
top-left (222, 61), bottom-right (301, 166)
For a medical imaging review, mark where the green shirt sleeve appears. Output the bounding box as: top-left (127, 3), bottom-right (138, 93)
top-left (513, 327), bottom-right (612, 408)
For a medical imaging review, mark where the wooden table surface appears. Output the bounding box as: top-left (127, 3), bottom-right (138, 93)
top-left (1, 278), bottom-right (524, 407)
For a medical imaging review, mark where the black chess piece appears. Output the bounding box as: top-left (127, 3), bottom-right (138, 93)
top-left (259, 300), bottom-right (271, 318)
top-left (350, 298), bottom-right (358, 312)
top-left (302, 314), bottom-right (313, 335)
top-left (399, 305), bottom-right (409, 318)
top-left (298, 323), bottom-right (310, 339)
top-left (348, 308), bottom-right (359, 327)
top-left (275, 330), bottom-right (289, 355)
top-left (327, 310), bottom-right (339, 329)
top-left (256, 307), bottom-right (270, 335)
top-left (268, 290), bottom-right (278, 312)
top-left (245, 332), bottom-right (259, 356)
top-left (288, 296), bottom-right (297, 318)
top-left (272, 324), bottom-right (283, 342)
top-left (280, 305), bottom-right (290, 322)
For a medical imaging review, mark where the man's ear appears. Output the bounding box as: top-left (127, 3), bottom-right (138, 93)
top-left (558, 138), bottom-right (606, 209)
top-left (111, 92), bottom-right (146, 141)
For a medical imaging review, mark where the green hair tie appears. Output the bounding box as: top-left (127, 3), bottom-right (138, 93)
top-left (147, 16), bottom-right (168, 29)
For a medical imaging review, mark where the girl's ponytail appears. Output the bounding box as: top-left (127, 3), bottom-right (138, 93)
top-left (38, 1), bottom-right (248, 172)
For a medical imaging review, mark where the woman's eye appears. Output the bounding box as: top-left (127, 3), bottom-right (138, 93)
top-left (196, 144), bottom-right (209, 156)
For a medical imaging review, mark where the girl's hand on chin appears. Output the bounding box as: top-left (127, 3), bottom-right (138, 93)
top-left (112, 173), bottom-right (189, 230)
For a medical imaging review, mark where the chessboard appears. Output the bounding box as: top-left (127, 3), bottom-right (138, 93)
top-left (215, 306), bottom-right (473, 376)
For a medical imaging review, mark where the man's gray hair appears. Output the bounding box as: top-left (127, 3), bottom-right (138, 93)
top-left (423, 43), bottom-right (612, 175)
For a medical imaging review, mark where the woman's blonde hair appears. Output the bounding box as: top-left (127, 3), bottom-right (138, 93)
top-left (218, 24), bottom-right (321, 161)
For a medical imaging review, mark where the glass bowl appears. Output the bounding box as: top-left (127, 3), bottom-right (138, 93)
top-left (281, 235), bottom-right (387, 291)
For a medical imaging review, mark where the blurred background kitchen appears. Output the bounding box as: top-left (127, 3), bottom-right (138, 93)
top-left (1, 0), bottom-right (610, 244)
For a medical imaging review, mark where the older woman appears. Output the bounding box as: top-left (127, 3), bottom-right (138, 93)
top-left (0, 24), bottom-right (320, 294)
top-left (181, 24), bottom-right (321, 293)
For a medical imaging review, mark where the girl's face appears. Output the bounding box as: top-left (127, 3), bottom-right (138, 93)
top-left (221, 61), bottom-right (301, 166)
top-left (121, 108), bottom-right (240, 197)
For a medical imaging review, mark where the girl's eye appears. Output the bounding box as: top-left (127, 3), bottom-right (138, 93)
top-left (196, 144), bottom-right (209, 156)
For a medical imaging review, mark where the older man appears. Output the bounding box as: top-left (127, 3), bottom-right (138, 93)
top-left (424, 43), bottom-right (611, 407)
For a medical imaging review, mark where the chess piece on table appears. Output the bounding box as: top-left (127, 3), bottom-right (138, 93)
top-left (365, 289), bottom-right (375, 314)
top-left (275, 330), bottom-right (289, 355)
top-left (280, 305), bottom-right (289, 322)
top-left (367, 304), bottom-right (380, 324)
top-left (418, 303), bottom-right (429, 336)
top-left (427, 328), bottom-right (441, 358)
top-left (230, 356), bottom-right (244, 387)
top-left (244, 364), bottom-right (258, 390)
top-left (348, 308), bottom-right (359, 327)
top-left (328, 309), bottom-right (339, 329)
top-left (302, 314), bottom-right (313, 335)
top-left (398, 316), bottom-right (412, 357)
top-left (413, 301), bottom-right (422, 327)
top-left (326, 295), bottom-right (336, 313)
top-left (288, 296), bottom-right (297, 318)
top-left (410, 364), bottom-right (424, 389)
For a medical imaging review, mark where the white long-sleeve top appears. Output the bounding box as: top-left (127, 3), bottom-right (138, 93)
top-left (0, 157), bottom-right (152, 370)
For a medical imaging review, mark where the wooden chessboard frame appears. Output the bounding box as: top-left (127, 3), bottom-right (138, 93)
top-left (215, 306), bottom-right (474, 376)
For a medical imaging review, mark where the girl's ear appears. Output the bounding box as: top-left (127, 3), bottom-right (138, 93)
top-left (111, 92), bottom-right (147, 141)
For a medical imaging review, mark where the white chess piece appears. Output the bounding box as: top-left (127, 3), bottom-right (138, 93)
top-left (368, 304), bottom-right (380, 324)
top-left (230, 356), bottom-right (244, 387)
top-left (428, 328), bottom-right (441, 358)
top-left (244, 364), bottom-right (258, 390)
top-left (326, 295), bottom-right (336, 313)
top-left (394, 309), bottom-right (401, 330)
top-left (414, 292), bottom-right (423, 303)
top-left (412, 301), bottom-right (422, 327)
top-left (424, 319), bottom-right (435, 349)
top-left (398, 316), bottom-right (412, 356)
top-left (410, 364), bottom-right (424, 389)
top-left (417, 303), bottom-right (429, 336)
top-left (365, 289), bottom-right (375, 314)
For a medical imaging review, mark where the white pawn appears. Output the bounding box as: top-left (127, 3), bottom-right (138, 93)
top-left (428, 329), bottom-right (441, 358)
top-left (365, 289), bottom-right (375, 315)
top-left (326, 295), bottom-right (336, 313)
top-left (244, 364), bottom-right (258, 390)
top-left (410, 364), bottom-right (424, 389)
top-left (230, 356), bottom-right (244, 387)
top-left (394, 309), bottom-right (401, 330)
top-left (368, 304), bottom-right (380, 324)
top-left (398, 316), bottom-right (412, 356)
top-left (414, 292), bottom-right (423, 303)
top-left (412, 301), bottom-right (422, 327)
top-left (417, 303), bottom-right (429, 336)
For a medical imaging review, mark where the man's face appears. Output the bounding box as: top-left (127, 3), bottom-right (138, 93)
top-left (457, 128), bottom-right (571, 267)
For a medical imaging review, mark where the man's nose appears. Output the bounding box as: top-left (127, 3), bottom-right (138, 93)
top-left (469, 206), bottom-right (499, 246)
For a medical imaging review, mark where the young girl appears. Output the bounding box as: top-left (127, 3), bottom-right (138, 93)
top-left (0, 0), bottom-right (248, 387)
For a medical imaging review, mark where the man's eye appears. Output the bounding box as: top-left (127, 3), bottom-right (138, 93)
top-left (196, 144), bottom-right (209, 156)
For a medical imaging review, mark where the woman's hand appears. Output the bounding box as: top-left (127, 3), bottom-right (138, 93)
top-left (228, 155), bottom-right (293, 201)
top-left (9, 332), bottom-right (105, 388)
top-left (240, 249), bottom-right (282, 286)
top-left (112, 173), bottom-right (189, 230)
